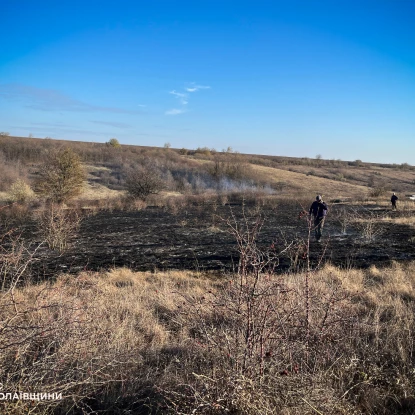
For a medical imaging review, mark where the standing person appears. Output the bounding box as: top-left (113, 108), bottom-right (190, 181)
top-left (309, 195), bottom-right (328, 242)
top-left (391, 193), bottom-right (398, 210)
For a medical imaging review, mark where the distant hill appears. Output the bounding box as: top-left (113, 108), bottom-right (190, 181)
top-left (1, 135), bottom-right (414, 200)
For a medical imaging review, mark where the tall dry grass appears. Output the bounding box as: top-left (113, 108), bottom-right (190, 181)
top-left (0, 262), bottom-right (414, 414)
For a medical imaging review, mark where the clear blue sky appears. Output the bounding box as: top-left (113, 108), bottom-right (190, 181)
top-left (1, 0), bottom-right (414, 163)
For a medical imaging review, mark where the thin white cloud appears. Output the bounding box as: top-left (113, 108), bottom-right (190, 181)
top-left (165, 83), bottom-right (210, 116)
top-left (165, 108), bottom-right (186, 115)
top-left (169, 90), bottom-right (189, 105)
top-left (185, 83), bottom-right (211, 92)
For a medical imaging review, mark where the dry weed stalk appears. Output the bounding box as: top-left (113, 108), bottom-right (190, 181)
top-left (0, 230), bottom-right (42, 292)
top-left (38, 204), bottom-right (82, 252)
top-left (334, 205), bottom-right (353, 234)
top-left (352, 207), bottom-right (386, 242)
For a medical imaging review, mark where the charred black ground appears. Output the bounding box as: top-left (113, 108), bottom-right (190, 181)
top-left (22, 201), bottom-right (415, 279)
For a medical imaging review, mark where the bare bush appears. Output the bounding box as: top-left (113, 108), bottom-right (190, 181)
top-left (125, 165), bottom-right (165, 200)
top-left (157, 208), bottom-right (361, 413)
top-left (353, 208), bottom-right (385, 242)
top-left (209, 154), bottom-right (253, 184)
top-left (0, 230), bottom-right (41, 291)
top-left (370, 186), bottom-right (388, 198)
top-left (332, 205), bottom-right (353, 234)
top-left (38, 205), bottom-right (82, 252)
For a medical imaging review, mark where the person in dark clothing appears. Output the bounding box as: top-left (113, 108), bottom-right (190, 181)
top-left (309, 195), bottom-right (328, 242)
top-left (391, 193), bottom-right (398, 210)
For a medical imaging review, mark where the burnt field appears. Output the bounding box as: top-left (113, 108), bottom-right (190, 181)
top-left (25, 199), bottom-right (415, 278)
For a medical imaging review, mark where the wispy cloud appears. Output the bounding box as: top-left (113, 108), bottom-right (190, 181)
top-left (185, 83), bottom-right (211, 92)
top-left (165, 82), bottom-right (210, 115)
top-left (165, 108), bottom-right (186, 115)
top-left (0, 83), bottom-right (142, 115)
top-left (169, 90), bottom-right (189, 105)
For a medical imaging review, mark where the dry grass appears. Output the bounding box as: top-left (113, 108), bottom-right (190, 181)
top-left (0, 262), bottom-right (414, 414)
top-left (274, 163), bottom-right (415, 194)
top-left (77, 182), bottom-right (122, 201)
top-left (250, 164), bottom-right (370, 199)
top-left (0, 268), bottom-right (214, 413)
top-left (0, 191), bottom-right (9, 203)
top-left (382, 216), bottom-right (415, 227)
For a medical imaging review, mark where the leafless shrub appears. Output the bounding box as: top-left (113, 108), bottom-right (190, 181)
top-left (332, 205), bottom-right (353, 234)
top-left (38, 205), bottom-right (82, 252)
top-left (353, 208), bottom-right (385, 242)
top-left (160, 207), bottom-right (359, 413)
top-left (369, 186), bottom-right (388, 198)
top-left (277, 230), bottom-right (308, 272)
top-left (0, 230), bottom-right (41, 291)
top-left (125, 164), bottom-right (165, 201)
top-left (209, 155), bottom-right (252, 182)
top-left (195, 146), bottom-right (212, 156)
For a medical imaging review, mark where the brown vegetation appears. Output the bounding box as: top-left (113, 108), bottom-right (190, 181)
top-left (125, 164), bottom-right (165, 200)
top-left (7, 179), bottom-right (35, 204)
top-left (33, 148), bottom-right (86, 203)
top-left (1, 135), bottom-right (414, 203)
top-left (0, 256), bottom-right (414, 413)
top-left (37, 204), bottom-right (82, 252)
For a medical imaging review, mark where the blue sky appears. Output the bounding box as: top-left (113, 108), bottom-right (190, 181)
top-left (1, 0), bottom-right (414, 164)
